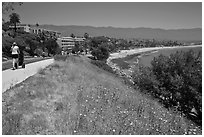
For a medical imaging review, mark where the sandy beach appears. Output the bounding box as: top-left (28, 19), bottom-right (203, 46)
top-left (108, 45), bottom-right (202, 62)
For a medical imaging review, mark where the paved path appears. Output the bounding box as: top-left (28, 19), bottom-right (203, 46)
top-left (2, 58), bottom-right (54, 93)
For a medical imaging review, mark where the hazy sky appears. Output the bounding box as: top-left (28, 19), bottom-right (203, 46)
top-left (5, 2), bottom-right (202, 29)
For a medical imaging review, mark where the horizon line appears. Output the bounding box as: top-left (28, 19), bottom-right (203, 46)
top-left (36, 24), bottom-right (202, 30)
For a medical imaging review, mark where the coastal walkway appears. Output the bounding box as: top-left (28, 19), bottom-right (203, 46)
top-left (2, 58), bottom-right (54, 93)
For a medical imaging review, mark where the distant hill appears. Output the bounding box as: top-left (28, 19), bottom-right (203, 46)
top-left (39, 25), bottom-right (202, 42)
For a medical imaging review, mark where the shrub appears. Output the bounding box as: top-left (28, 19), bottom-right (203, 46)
top-left (34, 48), bottom-right (44, 57)
top-left (91, 45), bottom-right (109, 61)
top-left (132, 50), bottom-right (202, 126)
top-left (2, 36), bottom-right (14, 57)
top-left (54, 55), bottom-right (67, 61)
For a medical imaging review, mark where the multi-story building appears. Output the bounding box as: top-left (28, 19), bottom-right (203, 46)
top-left (9, 24), bottom-right (61, 38)
top-left (57, 37), bottom-right (85, 54)
top-left (30, 27), bottom-right (61, 38)
top-left (9, 24), bottom-right (31, 33)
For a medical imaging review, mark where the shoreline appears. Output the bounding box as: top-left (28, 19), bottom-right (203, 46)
top-left (106, 45), bottom-right (202, 81)
top-left (107, 45), bottom-right (202, 62)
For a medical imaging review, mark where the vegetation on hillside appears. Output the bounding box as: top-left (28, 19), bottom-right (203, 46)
top-left (87, 36), bottom-right (184, 54)
top-left (2, 10), bottom-right (60, 59)
top-left (132, 50), bottom-right (202, 127)
top-left (2, 29), bottom-right (60, 58)
top-left (2, 56), bottom-right (201, 135)
top-left (2, 26), bottom-right (60, 59)
top-left (91, 45), bottom-right (109, 61)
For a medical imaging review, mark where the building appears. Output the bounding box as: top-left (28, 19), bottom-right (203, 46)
top-left (57, 37), bottom-right (75, 51)
top-left (9, 24), bottom-right (31, 33)
top-left (74, 37), bottom-right (86, 42)
top-left (57, 37), bottom-right (85, 54)
top-left (30, 27), bottom-right (61, 38)
top-left (9, 24), bottom-right (61, 38)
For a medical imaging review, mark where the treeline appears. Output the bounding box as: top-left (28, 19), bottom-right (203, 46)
top-left (87, 36), bottom-right (184, 53)
top-left (81, 36), bottom-right (184, 61)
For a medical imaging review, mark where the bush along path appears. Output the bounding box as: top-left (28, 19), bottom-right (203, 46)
top-left (2, 56), bottom-right (202, 135)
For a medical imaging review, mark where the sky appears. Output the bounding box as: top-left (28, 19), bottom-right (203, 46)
top-left (3, 2), bottom-right (202, 29)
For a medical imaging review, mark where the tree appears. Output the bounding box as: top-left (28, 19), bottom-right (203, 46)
top-left (89, 36), bottom-right (108, 50)
top-left (70, 33), bottom-right (75, 38)
top-left (83, 41), bottom-right (89, 54)
top-left (9, 12), bottom-right (20, 35)
top-left (17, 32), bottom-right (39, 56)
top-left (36, 23), bottom-right (39, 27)
top-left (84, 32), bottom-right (89, 39)
top-left (91, 45), bottom-right (109, 61)
top-left (2, 21), bottom-right (11, 32)
top-left (2, 2), bottom-right (23, 22)
top-left (45, 38), bottom-right (59, 56)
top-left (25, 38), bottom-right (38, 56)
top-left (38, 32), bottom-right (46, 52)
top-left (2, 36), bottom-right (14, 57)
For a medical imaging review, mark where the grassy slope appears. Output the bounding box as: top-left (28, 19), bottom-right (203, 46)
top-left (2, 56), bottom-right (201, 135)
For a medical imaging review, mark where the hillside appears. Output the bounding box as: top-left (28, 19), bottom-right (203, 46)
top-left (39, 25), bottom-right (201, 42)
top-left (2, 56), bottom-right (201, 135)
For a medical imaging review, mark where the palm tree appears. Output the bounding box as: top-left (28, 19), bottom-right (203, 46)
top-left (9, 12), bottom-right (20, 33)
top-left (83, 33), bottom-right (89, 54)
top-left (36, 23), bottom-right (39, 27)
top-left (2, 2), bottom-right (23, 22)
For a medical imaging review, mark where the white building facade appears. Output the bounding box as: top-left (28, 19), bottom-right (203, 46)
top-left (57, 37), bottom-right (85, 54)
top-left (9, 24), bottom-right (61, 38)
top-left (9, 24), bottom-right (31, 33)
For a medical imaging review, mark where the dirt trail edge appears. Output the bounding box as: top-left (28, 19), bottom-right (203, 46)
top-left (2, 58), bottom-right (54, 93)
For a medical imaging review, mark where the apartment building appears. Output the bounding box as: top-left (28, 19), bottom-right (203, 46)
top-left (30, 27), bottom-right (61, 38)
top-left (9, 24), bottom-right (31, 32)
top-left (57, 37), bottom-right (85, 54)
top-left (9, 24), bottom-right (61, 38)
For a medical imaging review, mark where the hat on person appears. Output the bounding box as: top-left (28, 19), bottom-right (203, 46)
top-left (13, 42), bottom-right (17, 45)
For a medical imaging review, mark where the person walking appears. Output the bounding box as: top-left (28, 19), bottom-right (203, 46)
top-left (11, 42), bottom-right (20, 70)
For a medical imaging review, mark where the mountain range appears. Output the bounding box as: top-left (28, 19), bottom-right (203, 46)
top-left (39, 25), bottom-right (202, 42)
